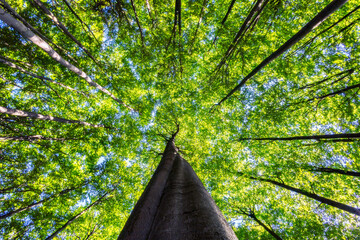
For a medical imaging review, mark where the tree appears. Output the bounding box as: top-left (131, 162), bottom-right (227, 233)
top-left (1, 0), bottom-right (359, 239)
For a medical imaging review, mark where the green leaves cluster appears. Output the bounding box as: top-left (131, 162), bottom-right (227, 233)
top-left (1, 0), bottom-right (359, 239)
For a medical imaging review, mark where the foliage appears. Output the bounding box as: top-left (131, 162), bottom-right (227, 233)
top-left (0, 0), bottom-right (359, 239)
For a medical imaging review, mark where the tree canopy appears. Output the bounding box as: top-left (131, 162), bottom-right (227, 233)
top-left (0, 0), bottom-right (359, 239)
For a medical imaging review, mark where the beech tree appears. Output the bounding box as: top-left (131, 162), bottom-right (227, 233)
top-left (1, 0), bottom-right (359, 239)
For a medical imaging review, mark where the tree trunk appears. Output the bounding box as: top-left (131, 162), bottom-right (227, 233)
top-left (0, 185), bottom-right (79, 220)
top-left (60, 0), bottom-right (100, 45)
top-left (45, 191), bottom-right (109, 240)
top-left (0, 106), bottom-right (105, 128)
top-left (0, 56), bottom-right (88, 96)
top-left (244, 174), bottom-right (360, 216)
top-left (0, 6), bottom-right (132, 110)
top-left (238, 132), bottom-right (360, 141)
top-left (221, 0), bottom-right (237, 24)
top-left (129, 0), bottom-right (145, 48)
top-left (0, 0), bottom-right (77, 64)
top-left (119, 136), bottom-right (237, 239)
top-left (239, 209), bottom-right (282, 240)
top-left (118, 137), bottom-right (179, 240)
top-left (249, 213), bottom-right (282, 240)
top-left (217, 0), bottom-right (348, 106)
top-left (30, 0), bottom-right (99, 65)
top-left (0, 135), bottom-right (74, 141)
top-left (310, 167), bottom-right (360, 177)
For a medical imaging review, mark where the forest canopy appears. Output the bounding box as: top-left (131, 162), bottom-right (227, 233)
top-left (0, 0), bottom-right (359, 239)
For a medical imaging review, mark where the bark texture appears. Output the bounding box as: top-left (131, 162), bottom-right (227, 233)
top-left (119, 139), bottom-right (236, 239)
top-left (118, 139), bottom-right (178, 240)
top-left (217, 0), bottom-right (348, 105)
top-left (147, 154), bottom-right (237, 240)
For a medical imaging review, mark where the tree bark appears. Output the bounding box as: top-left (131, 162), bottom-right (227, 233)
top-left (242, 173), bottom-right (360, 216)
top-left (0, 0), bottom-right (77, 63)
top-left (0, 106), bottom-right (105, 128)
top-left (238, 132), bottom-right (360, 141)
top-left (310, 167), bottom-right (360, 177)
top-left (60, 0), bottom-right (101, 45)
top-left (217, 0), bottom-right (348, 106)
top-left (146, 154), bottom-right (237, 240)
top-left (238, 209), bottom-right (282, 240)
top-left (0, 135), bottom-right (74, 141)
top-left (221, 0), bottom-right (237, 24)
top-left (118, 137), bottom-right (179, 240)
top-left (129, 0), bottom-right (145, 48)
top-left (119, 133), bottom-right (237, 239)
top-left (0, 56), bottom-right (88, 96)
top-left (45, 191), bottom-right (110, 240)
top-left (30, 0), bottom-right (99, 65)
top-left (0, 6), bottom-right (132, 110)
top-left (0, 185), bottom-right (80, 220)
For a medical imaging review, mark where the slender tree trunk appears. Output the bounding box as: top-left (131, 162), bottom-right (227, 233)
top-left (0, 106), bottom-right (105, 128)
top-left (299, 68), bottom-right (354, 89)
top-left (309, 167), bottom-right (360, 177)
top-left (188, 0), bottom-right (207, 53)
top-left (129, 0), bottom-right (145, 48)
top-left (60, 0), bottom-right (101, 44)
top-left (221, 0), bottom-right (237, 24)
top-left (239, 209), bottom-right (282, 240)
top-left (214, 0), bottom-right (267, 75)
top-left (30, 0), bottom-right (99, 65)
top-left (242, 173), bottom-right (360, 216)
top-left (0, 7), bottom-right (132, 110)
top-left (217, 0), bottom-right (348, 106)
top-left (317, 83), bottom-right (360, 99)
top-left (0, 56), bottom-right (88, 96)
top-left (0, 0), bottom-right (77, 63)
top-left (45, 192), bottom-right (110, 240)
top-left (238, 133), bottom-right (360, 141)
top-left (0, 185), bottom-right (79, 220)
top-left (0, 135), bottom-right (78, 141)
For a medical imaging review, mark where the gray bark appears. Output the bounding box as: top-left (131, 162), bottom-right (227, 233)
top-left (118, 138), bottom-right (179, 240)
top-left (0, 106), bottom-right (105, 128)
top-left (0, 6), bottom-right (132, 110)
top-left (238, 133), bottom-right (360, 141)
top-left (0, 56), bottom-right (88, 96)
top-left (217, 0), bottom-right (348, 106)
top-left (30, 0), bottom-right (99, 65)
top-left (119, 134), bottom-right (237, 239)
top-left (243, 174), bottom-right (360, 216)
top-left (45, 192), bottom-right (109, 240)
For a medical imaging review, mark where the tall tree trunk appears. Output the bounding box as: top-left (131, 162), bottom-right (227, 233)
top-left (0, 106), bottom-right (105, 128)
top-left (238, 208), bottom-right (282, 240)
top-left (30, 0), bottom-right (99, 65)
top-left (0, 185), bottom-right (80, 220)
top-left (0, 56), bottom-right (88, 96)
top-left (45, 191), bottom-right (110, 240)
top-left (0, 135), bottom-right (76, 141)
top-left (0, 6), bottom-right (132, 110)
top-left (242, 173), bottom-right (360, 216)
top-left (60, 0), bottom-right (101, 45)
top-left (216, 0), bottom-right (348, 106)
top-left (238, 132), bottom-right (360, 141)
top-left (309, 167), bottom-right (360, 177)
top-left (129, 0), bottom-right (145, 48)
top-left (119, 134), bottom-right (237, 239)
top-left (118, 136), bottom-right (179, 240)
top-left (0, 0), bottom-right (77, 63)
top-left (221, 0), bottom-right (237, 24)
